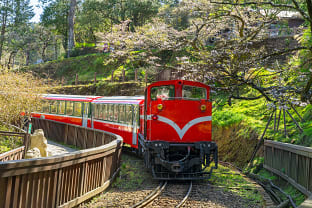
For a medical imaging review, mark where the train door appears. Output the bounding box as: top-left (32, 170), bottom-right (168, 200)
top-left (132, 105), bottom-right (138, 145)
top-left (82, 102), bottom-right (89, 128)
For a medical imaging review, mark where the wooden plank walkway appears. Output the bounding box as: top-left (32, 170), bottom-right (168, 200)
top-left (299, 195), bottom-right (312, 208)
top-left (47, 140), bottom-right (76, 156)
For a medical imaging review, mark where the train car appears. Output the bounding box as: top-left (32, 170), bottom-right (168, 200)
top-left (31, 94), bottom-right (101, 127)
top-left (91, 96), bottom-right (144, 148)
top-left (31, 80), bottom-right (217, 180)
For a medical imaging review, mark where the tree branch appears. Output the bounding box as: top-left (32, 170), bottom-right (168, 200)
top-left (230, 95), bottom-right (263, 100)
top-left (260, 46), bottom-right (309, 60)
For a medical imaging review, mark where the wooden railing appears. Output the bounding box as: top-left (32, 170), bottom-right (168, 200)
top-left (0, 131), bottom-right (28, 162)
top-left (264, 140), bottom-right (312, 196)
top-left (0, 118), bottom-right (123, 208)
top-left (0, 146), bottom-right (25, 162)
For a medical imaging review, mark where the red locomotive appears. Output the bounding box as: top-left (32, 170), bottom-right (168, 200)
top-left (31, 80), bottom-right (218, 180)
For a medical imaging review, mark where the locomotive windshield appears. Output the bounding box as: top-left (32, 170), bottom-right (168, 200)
top-left (150, 85), bottom-right (175, 100)
top-left (182, 85), bottom-right (207, 100)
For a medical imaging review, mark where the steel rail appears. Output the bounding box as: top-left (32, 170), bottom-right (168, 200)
top-left (131, 181), bottom-right (167, 208)
top-left (176, 181), bottom-right (193, 208)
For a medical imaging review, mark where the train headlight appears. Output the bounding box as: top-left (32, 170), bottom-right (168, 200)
top-left (152, 115), bottom-right (158, 120)
top-left (201, 104), bottom-right (206, 111)
top-left (157, 104), bottom-right (163, 110)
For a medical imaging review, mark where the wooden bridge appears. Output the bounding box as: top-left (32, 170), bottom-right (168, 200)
top-left (0, 118), bottom-right (122, 208)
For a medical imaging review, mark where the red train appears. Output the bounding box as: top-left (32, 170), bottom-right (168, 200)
top-left (31, 80), bottom-right (218, 180)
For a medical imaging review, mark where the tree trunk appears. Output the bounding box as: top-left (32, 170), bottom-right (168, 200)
top-left (54, 37), bottom-right (58, 60)
top-left (306, 0), bottom-right (312, 35)
top-left (67, 0), bottom-right (77, 57)
top-left (0, 0), bottom-right (8, 62)
top-left (42, 44), bottom-right (47, 62)
top-left (25, 50), bottom-right (30, 66)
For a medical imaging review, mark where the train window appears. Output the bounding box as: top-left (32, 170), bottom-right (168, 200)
top-left (119, 105), bottom-right (125, 123)
top-left (50, 101), bottom-right (58, 114)
top-left (108, 104), bottom-right (114, 121)
top-left (113, 104), bottom-right (118, 122)
top-left (150, 85), bottom-right (175, 100)
top-left (93, 104), bottom-right (97, 119)
top-left (83, 102), bottom-right (89, 117)
top-left (36, 103), bottom-right (42, 112)
top-left (42, 101), bottom-right (50, 113)
top-left (182, 85), bottom-right (207, 100)
top-left (135, 105), bottom-right (140, 126)
top-left (66, 101), bottom-right (74, 116)
top-left (59, 101), bottom-right (65, 114)
top-left (126, 105), bottom-right (133, 125)
top-left (73, 102), bottom-right (82, 117)
top-left (96, 104), bottom-right (99, 119)
top-left (102, 104), bottom-right (106, 120)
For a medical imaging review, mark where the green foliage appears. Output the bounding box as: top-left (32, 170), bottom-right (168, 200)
top-left (213, 110), bottom-right (244, 127)
top-left (0, 126), bottom-right (23, 154)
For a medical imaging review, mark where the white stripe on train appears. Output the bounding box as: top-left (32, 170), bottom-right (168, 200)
top-left (142, 115), bottom-right (212, 140)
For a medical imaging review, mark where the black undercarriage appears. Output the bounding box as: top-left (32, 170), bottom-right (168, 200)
top-left (138, 134), bottom-right (218, 180)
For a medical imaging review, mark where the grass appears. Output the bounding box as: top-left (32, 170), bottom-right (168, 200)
top-left (210, 164), bottom-right (263, 206)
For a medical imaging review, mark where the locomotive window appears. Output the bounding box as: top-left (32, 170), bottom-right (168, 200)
top-left (66, 101), bottom-right (73, 115)
top-left (150, 85), bottom-right (175, 100)
top-left (73, 102), bottom-right (82, 117)
top-left (182, 85), bottom-right (207, 100)
top-left (59, 101), bottom-right (66, 114)
top-left (50, 101), bottom-right (57, 114)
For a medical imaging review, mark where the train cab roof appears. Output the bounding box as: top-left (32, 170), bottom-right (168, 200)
top-left (42, 94), bottom-right (102, 102)
top-left (92, 96), bottom-right (144, 104)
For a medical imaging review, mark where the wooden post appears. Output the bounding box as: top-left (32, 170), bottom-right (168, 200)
top-left (94, 72), bottom-right (97, 84)
top-left (122, 69), bottom-right (125, 82)
top-left (135, 69), bottom-right (138, 82)
top-left (75, 74), bottom-right (78, 85)
top-left (111, 70), bottom-right (114, 82)
top-left (64, 124), bottom-right (69, 145)
top-left (306, 158), bottom-right (310, 190)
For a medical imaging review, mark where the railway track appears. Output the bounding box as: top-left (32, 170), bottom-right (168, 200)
top-left (131, 181), bottom-right (193, 208)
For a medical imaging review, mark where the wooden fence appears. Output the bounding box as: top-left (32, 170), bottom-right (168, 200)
top-left (264, 140), bottom-right (312, 196)
top-left (0, 118), bottom-right (123, 208)
top-left (0, 131), bottom-right (28, 162)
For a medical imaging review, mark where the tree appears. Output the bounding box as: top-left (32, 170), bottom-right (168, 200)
top-left (41, 0), bottom-right (69, 52)
top-left (0, 70), bottom-right (46, 125)
top-left (0, 0), bottom-right (13, 63)
top-left (67, 0), bottom-right (76, 57)
top-left (209, 0), bottom-right (312, 102)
